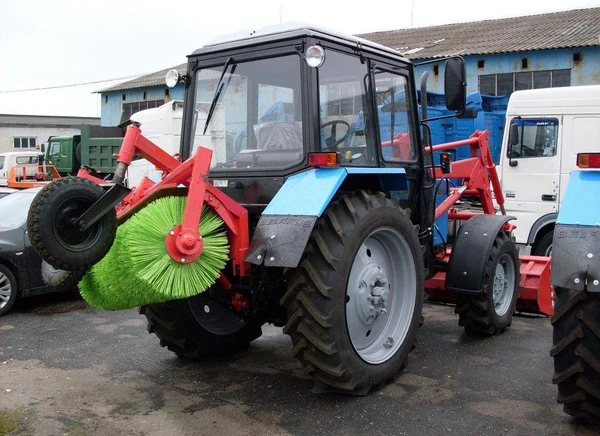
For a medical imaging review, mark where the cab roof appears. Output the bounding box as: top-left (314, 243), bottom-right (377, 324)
top-left (191, 23), bottom-right (408, 63)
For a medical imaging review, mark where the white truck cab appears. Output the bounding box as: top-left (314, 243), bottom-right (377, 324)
top-left (0, 151), bottom-right (44, 187)
top-left (498, 85), bottom-right (600, 255)
top-left (127, 100), bottom-right (219, 187)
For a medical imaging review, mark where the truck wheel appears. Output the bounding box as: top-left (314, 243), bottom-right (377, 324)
top-left (75, 143), bottom-right (82, 167)
top-left (27, 177), bottom-right (117, 271)
top-left (0, 264), bottom-right (18, 317)
top-left (282, 191), bottom-right (424, 394)
top-left (140, 293), bottom-right (263, 358)
top-left (552, 287), bottom-right (600, 420)
top-left (455, 232), bottom-right (519, 335)
top-left (533, 231), bottom-right (553, 257)
top-left (41, 261), bottom-right (84, 293)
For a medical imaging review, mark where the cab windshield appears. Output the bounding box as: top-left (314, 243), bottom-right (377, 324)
top-left (191, 54), bottom-right (304, 170)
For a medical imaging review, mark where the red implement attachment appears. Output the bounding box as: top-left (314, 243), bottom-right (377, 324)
top-left (423, 130), bottom-right (553, 316)
top-left (78, 124), bottom-right (251, 277)
top-left (424, 253), bottom-right (553, 316)
top-left (7, 164), bottom-right (61, 189)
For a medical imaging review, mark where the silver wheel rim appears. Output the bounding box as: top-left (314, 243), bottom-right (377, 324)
top-left (0, 272), bottom-right (12, 309)
top-left (492, 253), bottom-right (516, 317)
top-left (346, 227), bottom-right (416, 364)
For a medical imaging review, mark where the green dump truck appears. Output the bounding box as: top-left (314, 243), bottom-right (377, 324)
top-left (46, 125), bottom-right (124, 178)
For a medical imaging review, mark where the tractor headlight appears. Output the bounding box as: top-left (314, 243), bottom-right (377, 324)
top-left (165, 69), bottom-right (180, 89)
top-left (305, 45), bottom-right (325, 68)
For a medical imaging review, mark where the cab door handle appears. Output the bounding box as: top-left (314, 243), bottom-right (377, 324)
top-left (542, 194), bottom-right (556, 201)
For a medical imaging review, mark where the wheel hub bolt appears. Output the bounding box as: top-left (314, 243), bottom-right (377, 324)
top-left (383, 337), bottom-right (394, 348)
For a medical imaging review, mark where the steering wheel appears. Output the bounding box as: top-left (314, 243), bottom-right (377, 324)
top-left (322, 120), bottom-right (352, 148)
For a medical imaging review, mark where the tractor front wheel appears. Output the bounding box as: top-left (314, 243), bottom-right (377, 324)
top-left (282, 190), bottom-right (424, 394)
top-left (455, 231), bottom-right (519, 335)
top-left (552, 287), bottom-right (600, 420)
top-left (141, 293), bottom-right (263, 358)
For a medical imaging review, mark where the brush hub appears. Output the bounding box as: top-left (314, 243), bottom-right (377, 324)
top-left (166, 224), bottom-right (204, 264)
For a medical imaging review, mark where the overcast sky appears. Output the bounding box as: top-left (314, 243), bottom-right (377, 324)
top-left (1, 0), bottom-right (598, 117)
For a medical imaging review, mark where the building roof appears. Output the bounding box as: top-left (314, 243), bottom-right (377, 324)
top-left (358, 7), bottom-right (600, 60)
top-left (98, 64), bottom-right (187, 93)
top-left (0, 114), bottom-right (100, 129)
top-left (98, 7), bottom-right (600, 93)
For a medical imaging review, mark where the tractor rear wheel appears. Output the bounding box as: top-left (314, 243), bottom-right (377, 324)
top-left (455, 231), bottom-right (519, 335)
top-left (282, 190), bottom-right (424, 394)
top-left (552, 287), bottom-right (600, 420)
top-left (141, 293), bottom-right (263, 358)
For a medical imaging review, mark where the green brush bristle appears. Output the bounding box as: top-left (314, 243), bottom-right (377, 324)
top-left (78, 196), bottom-right (229, 310)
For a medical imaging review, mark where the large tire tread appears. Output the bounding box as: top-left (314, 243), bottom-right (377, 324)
top-left (27, 177), bottom-right (117, 271)
top-left (282, 190), bottom-right (424, 395)
top-left (552, 287), bottom-right (600, 420)
top-left (455, 231), bottom-right (519, 336)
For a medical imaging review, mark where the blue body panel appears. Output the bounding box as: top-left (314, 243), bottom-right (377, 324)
top-left (263, 167), bottom-right (407, 217)
top-left (557, 171), bottom-right (600, 226)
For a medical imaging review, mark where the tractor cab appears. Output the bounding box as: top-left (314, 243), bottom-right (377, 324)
top-left (171, 25), bottom-right (423, 208)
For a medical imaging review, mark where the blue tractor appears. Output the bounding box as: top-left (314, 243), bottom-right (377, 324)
top-left (26, 25), bottom-right (533, 394)
top-left (551, 163), bottom-right (600, 419)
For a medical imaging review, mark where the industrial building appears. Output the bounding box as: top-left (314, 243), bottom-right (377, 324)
top-left (0, 114), bottom-right (100, 154)
top-left (98, 7), bottom-right (600, 126)
top-left (359, 6), bottom-right (600, 96)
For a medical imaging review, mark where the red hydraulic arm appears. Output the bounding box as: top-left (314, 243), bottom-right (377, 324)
top-left (78, 123), bottom-right (250, 277)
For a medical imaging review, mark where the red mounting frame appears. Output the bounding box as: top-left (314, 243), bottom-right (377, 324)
top-left (423, 130), bottom-right (552, 315)
top-left (79, 124), bottom-right (250, 276)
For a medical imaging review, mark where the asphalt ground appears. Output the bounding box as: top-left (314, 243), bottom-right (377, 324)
top-left (1, 292), bottom-right (598, 436)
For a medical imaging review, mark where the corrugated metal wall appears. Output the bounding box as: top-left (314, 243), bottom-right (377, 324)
top-left (414, 47), bottom-right (600, 96)
top-left (101, 85), bottom-right (185, 126)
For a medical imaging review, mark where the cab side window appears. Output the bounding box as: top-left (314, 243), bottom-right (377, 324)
top-left (374, 70), bottom-right (415, 162)
top-left (508, 118), bottom-right (558, 158)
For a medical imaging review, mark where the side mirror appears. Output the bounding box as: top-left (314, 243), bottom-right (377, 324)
top-left (509, 123), bottom-right (519, 146)
top-left (444, 58), bottom-right (466, 112)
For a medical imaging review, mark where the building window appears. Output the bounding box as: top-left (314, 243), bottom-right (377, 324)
top-left (324, 83), bottom-right (363, 117)
top-left (13, 137), bottom-right (37, 149)
top-left (479, 69), bottom-right (571, 96)
top-left (477, 60), bottom-right (485, 69)
top-left (121, 100), bottom-right (165, 123)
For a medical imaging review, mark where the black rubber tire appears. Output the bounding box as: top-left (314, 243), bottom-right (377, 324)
top-left (75, 143), bottom-right (82, 167)
top-left (281, 190), bottom-right (424, 394)
top-left (27, 176), bottom-right (117, 271)
top-left (41, 261), bottom-right (84, 293)
top-left (552, 287), bottom-right (600, 420)
top-left (0, 264), bottom-right (18, 317)
top-left (533, 231), bottom-right (553, 257)
top-left (140, 294), bottom-right (263, 358)
top-left (455, 231), bottom-right (520, 335)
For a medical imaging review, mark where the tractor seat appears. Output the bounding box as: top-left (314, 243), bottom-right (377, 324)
top-left (255, 121), bottom-right (303, 150)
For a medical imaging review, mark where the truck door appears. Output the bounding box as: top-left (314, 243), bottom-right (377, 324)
top-left (47, 140), bottom-right (62, 169)
top-left (501, 116), bottom-right (561, 244)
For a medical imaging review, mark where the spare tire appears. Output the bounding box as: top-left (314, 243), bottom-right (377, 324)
top-left (75, 143), bottom-right (82, 167)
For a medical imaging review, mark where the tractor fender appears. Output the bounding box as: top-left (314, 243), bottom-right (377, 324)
top-left (445, 214), bottom-right (515, 295)
top-left (245, 167), bottom-right (407, 268)
top-left (551, 171), bottom-right (600, 292)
